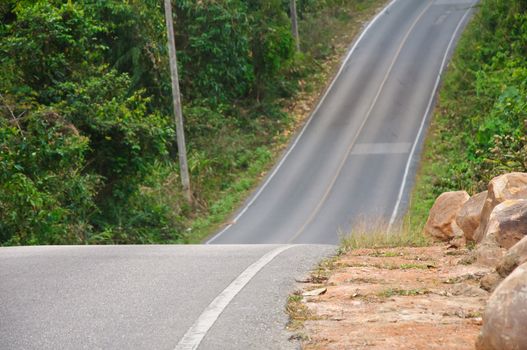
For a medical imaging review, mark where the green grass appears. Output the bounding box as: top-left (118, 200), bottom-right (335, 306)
top-left (368, 250), bottom-right (403, 258)
top-left (377, 287), bottom-right (430, 298)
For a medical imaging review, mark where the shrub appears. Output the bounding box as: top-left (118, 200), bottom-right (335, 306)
top-left (0, 98), bottom-right (99, 244)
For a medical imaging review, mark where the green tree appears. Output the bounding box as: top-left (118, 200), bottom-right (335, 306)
top-left (174, 0), bottom-right (253, 104)
top-left (247, 0), bottom-right (295, 100)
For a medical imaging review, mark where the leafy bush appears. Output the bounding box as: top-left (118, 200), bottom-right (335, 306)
top-left (175, 0), bottom-right (254, 104)
top-left (248, 0), bottom-right (295, 99)
top-left (55, 70), bottom-right (173, 200)
top-left (0, 98), bottom-right (99, 245)
top-left (1, 2), bottom-right (104, 102)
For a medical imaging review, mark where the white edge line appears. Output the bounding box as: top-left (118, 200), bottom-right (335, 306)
top-left (206, 0), bottom-right (399, 244)
top-left (286, 1), bottom-right (433, 244)
top-left (174, 245), bottom-right (295, 350)
top-left (387, 1), bottom-right (477, 229)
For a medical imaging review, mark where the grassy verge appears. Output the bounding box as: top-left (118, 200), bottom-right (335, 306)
top-left (406, 0), bottom-right (527, 227)
top-left (177, 0), bottom-right (389, 243)
top-left (339, 219), bottom-right (430, 252)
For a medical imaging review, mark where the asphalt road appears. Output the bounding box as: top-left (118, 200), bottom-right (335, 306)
top-left (0, 245), bottom-right (334, 350)
top-left (208, 0), bottom-right (477, 245)
top-left (0, 1), bottom-right (477, 349)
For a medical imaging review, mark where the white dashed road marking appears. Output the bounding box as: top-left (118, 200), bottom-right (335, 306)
top-left (351, 143), bottom-right (412, 155)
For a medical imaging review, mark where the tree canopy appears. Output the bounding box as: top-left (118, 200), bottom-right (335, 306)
top-left (0, 0), bottom-right (335, 245)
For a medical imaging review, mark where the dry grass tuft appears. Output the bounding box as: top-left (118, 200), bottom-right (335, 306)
top-left (286, 292), bottom-right (317, 332)
top-left (339, 217), bottom-right (430, 251)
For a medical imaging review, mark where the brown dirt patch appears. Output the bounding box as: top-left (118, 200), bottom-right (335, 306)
top-left (293, 244), bottom-right (492, 349)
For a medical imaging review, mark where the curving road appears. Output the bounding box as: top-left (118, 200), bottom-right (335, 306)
top-left (0, 1), bottom-right (477, 349)
top-left (208, 0), bottom-right (477, 245)
top-left (0, 245), bottom-right (333, 350)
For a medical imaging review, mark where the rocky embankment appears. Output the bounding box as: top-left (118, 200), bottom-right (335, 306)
top-left (292, 172), bottom-right (527, 349)
top-left (295, 245), bottom-right (489, 349)
top-left (425, 172), bottom-right (527, 350)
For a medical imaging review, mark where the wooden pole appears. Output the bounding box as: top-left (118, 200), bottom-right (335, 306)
top-left (290, 0), bottom-right (300, 51)
top-left (163, 0), bottom-right (192, 204)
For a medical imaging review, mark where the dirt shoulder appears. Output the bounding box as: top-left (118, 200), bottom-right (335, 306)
top-left (289, 244), bottom-right (492, 349)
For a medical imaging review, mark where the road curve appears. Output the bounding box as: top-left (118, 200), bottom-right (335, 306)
top-left (0, 245), bottom-right (333, 350)
top-left (208, 0), bottom-right (477, 245)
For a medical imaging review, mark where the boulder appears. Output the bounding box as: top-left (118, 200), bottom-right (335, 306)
top-left (475, 172), bottom-right (527, 242)
top-left (425, 191), bottom-right (470, 241)
top-left (483, 199), bottom-right (527, 249)
top-left (476, 262), bottom-right (527, 350)
top-left (475, 236), bottom-right (506, 267)
top-left (456, 191), bottom-right (487, 242)
top-left (450, 216), bottom-right (468, 248)
top-left (497, 235), bottom-right (527, 278)
top-left (479, 235), bottom-right (527, 293)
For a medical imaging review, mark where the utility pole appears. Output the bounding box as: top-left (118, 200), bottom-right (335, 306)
top-left (290, 0), bottom-right (300, 51)
top-left (163, 0), bottom-right (192, 204)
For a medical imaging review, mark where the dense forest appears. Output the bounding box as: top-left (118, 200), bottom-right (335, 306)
top-left (410, 0), bottom-right (527, 222)
top-left (0, 0), bottom-right (378, 245)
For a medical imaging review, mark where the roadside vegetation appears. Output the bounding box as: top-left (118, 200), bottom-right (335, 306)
top-left (0, 0), bottom-right (385, 245)
top-left (340, 219), bottom-right (430, 251)
top-left (407, 0), bottom-right (527, 225)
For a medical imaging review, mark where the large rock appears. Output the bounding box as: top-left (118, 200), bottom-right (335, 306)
top-left (476, 236), bottom-right (506, 267)
top-left (476, 262), bottom-right (527, 350)
top-left (497, 235), bottom-right (527, 278)
top-left (456, 191), bottom-right (487, 242)
top-left (425, 191), bottom-right (469, 241)
top-left (475, 172), bottom-right (527, 242)
top-left (474, 200), bottom-right (527, 267)
top-left (480, 235), bottom-right (527, 292)
top-left (483, 199), bottom-right (527, 249)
